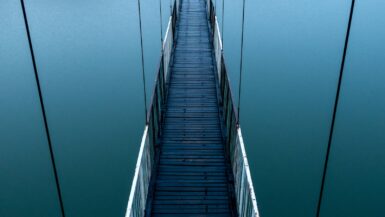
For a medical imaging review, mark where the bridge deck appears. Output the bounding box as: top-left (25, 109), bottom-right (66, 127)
top-left (148, 0), bottom-right (236, 216)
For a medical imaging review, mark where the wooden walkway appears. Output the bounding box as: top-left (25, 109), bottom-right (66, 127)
top-left (147, 0), bottom-right (237, 216)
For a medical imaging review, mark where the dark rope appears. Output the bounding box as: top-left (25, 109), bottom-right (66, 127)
top-left (316, 1), bottom-right (356, 216)
top-left (237, 0), bottom-right (246, 125)
top-left (137, 0), bottom-right (148, 123)
top-left (19, 1), bottom-right (66, 216)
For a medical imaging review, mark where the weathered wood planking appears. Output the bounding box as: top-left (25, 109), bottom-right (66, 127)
top-left (148, 0), bottom-right (237, 216)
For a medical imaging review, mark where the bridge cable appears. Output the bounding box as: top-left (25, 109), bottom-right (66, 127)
top-left (221, 0), bottom-right (224, 44)
top-left (215, 0), bottom-right (217, 14)
top-left (137, 0), bottom-right (148, 123)
top-left (19, 1), bottom-right (66, 216)
top-left (316, 1), bottom-right (356, 216)
top-left (237, 0), bottom-right (246, 125)
top-left (159, 0), bottom-right (164, 48)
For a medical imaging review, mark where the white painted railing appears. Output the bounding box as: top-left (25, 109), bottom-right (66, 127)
top-left (213, 16), bottom-right (223, 84)
top-left (232, 129), bottom-right (260, 217)
top-left (162, 17), bottom-right (173, 80)
top-left (125, 127), bottom-right (152, 217)
top-left (163, 0), bottom-right (180, 82)
top-left (124, 1), bottom-right (179, 216)
top-left (207, 0), bottom-right (260, 216)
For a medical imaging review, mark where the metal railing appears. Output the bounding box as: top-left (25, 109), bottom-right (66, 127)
top-left (126, 0), bottom-right (259, 215)
top-left (124, 1), bottom-right (179, 216)
top-left (207, 0), bottom-right (260, 216)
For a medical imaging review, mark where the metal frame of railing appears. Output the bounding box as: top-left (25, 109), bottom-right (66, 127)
top-left (207, 0), bottom-right (260, 216)
top-left (125, 1), bottom-right (179, 216)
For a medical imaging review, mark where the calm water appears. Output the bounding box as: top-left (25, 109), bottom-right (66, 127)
top-left (1, 0), bottom-right (384, 217)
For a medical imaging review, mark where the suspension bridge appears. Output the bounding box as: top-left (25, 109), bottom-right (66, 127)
top-left (125, 0), bottom-right (259, 216)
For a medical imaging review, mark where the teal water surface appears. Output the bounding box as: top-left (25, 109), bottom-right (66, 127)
top-left (1, 0), bottom-right (384, 217)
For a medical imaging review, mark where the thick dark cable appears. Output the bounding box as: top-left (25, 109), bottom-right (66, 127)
top-left (237, 0), bottom-right (246, 125)
top-left (137, 0), bottom-right (148, 122)
top-left (316, 1), bottom-right (356, 216)
top-left (19, 1), bottom-right (66, 216)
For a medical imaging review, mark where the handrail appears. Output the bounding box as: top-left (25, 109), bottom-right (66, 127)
top-left (207, 0), bottom-right (260, 216)
top-left (125, 1), bottom-right (179, 216)
top-left (124, 126), bottom-right (150, 217)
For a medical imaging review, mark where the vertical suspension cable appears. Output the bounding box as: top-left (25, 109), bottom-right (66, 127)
top-left (221, 0), bottom-right (224, 44)
top-left (137, 0), bottom-right (148, 123)
top-left (19, 1), bottom-right (66, 216)
top-left (237, 0), bottom-right (246, 125)
top-left (215, 0), bottom-right (217, 14)
top-left (159, 0), bottom-right (164, 48)
top-left (316, 1), bottom-right (356, 216)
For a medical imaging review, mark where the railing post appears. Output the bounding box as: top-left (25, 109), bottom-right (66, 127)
top-left (151, 92), bottom-right (156, 146)
top-left (156, 88), bottom-right (160, 138)
top-left (157, 83), bottom-right (162, 136)
top-left (224, 82), bottom-right (229, 122)
top-left (220, 60), bottom-right (225, 104)
top-left (160, 56), bottom-right (165, 106)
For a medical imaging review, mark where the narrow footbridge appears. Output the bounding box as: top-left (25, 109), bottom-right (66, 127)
top-left (126, 0), bottom-right (259, 216)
